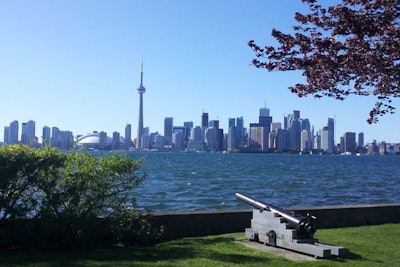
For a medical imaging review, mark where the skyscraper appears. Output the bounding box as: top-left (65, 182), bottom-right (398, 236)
top-left (10, 120), bottom-right (19, 144)
top-left (164, 117), bottom-right (173, 146)
top-left (343, 132), bottom-right (356, 154)
top-left (327, 118), bottom-right (335, 153)
top-left (201, 112), bottom-right (208, 128)
top-left (125, 124), bottom-right (132, 149)
top-left (42, 126), bottom-right (51, 146)
top-left (358, 132), bottom-right (364, 147)
top-left (136, 62), bottom-right (146, 149)
top-left (287, 110), bottom-right (301, 151)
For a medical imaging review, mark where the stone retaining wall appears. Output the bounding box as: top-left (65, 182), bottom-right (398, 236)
top-left (153, 203), bottom-right (400, 239)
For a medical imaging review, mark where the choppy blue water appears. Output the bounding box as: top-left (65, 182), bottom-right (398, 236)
top-left (126, 152), bottom-right (400, 212)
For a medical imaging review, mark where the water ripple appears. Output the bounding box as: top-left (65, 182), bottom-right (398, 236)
top-left (129, 152), bottom-right (400, 212)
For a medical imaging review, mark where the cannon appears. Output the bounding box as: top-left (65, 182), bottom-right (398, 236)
top-left (236, 193), bottom-right (345, 258)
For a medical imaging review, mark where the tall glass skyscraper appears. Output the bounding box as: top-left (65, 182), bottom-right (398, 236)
top-left (164, 117), bottom-right (173, 146)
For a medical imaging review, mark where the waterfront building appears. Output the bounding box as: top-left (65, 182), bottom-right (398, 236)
top-left (27, 120), bottom-right (36, 145)
top-left (320, 127), bottom-right (329, 152)
top-left (248, 124), bottom-right (268, 152)
top-left (172, 131), bottom-right (184, 151)
top-left (301, 129), bottom-right (312, 151)
top-left (189, 126), bottom-right (202, 142)
top-left (327, 118), bottom-right (335, 153)
top-left (300, 119), bottom-right (310, 132)
top-left (143, 127), bottom-right (149, 136)
top-left (10, 120), bottom-right (19, 144)
top-left (59, 131), bottom-right (74, 149)
top-left (51, 127), bottom-right (60, 148)
top-left (258, 107), bottom-right (272, 149)
top-left (227, 118), bottom-right (237, 151)
top-left (205, 127), bottom-right (217, 151)
top-left (186, 126), bottom-right (205, 151)
top-left (201, 112), bottom-right (209, 128)
top-left (269, 122), bottom-right (281, 149)
top-left (236, 117), bottom-right (245, 148)
top-left (270, 122), bottom-right (281, 133)
top-left (154, 134), bottom-right (165, 150)
top-left (183, 121), bottom-right (193, 141)
top-left (124, 124), bottom-right (133, 149)
top-left (208, 120), bottom-right (222, 151)
top-left (343, 132), bottom-right (356, 154)
top-left (378, 141), bottom-right (388, 155)
top-left (21, 120), bottom-right (36, 146)
top-left (136, 62), bottom-right (146, 149)
top-left (76, 132), bottom-right (112, 150)
top-left (367, 140), bottom-right (378, 154)
top-left (269, 129), bottom-right (277, 149)
top-left (21, 122), bottom-right (27, 145)
top-left (313, 131), bottom-right (321, 150)
top-left (287, 110), bottom-right (301, 151)
top-left (164, 117), bottom-right (173, 146)
top-left (141, 134), bottom-right (151, 150)
top-left (275, 128), bottom-right (289, 152)
top-left (112, 131), bottom-right (121, 149)
top-left (3, 126), bottom-right (10, 144)
top-left (259, 106), bottom-right (270, 117)
top-left (173, 126), bottom-right (185, 136)
top-left (99, 131), bottom-right (108, 149)
top-left (227, 125), bottom-right (237, 151)
top-left (358, 132), bottom-right (364, 147)
top-left (299, 120), bottom-right (312, 151)
top-left (42, 126), bottom-right (51, 146)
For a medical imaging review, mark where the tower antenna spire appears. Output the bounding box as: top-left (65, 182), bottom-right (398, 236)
top-left (140, 58), bottom-right (144, 86)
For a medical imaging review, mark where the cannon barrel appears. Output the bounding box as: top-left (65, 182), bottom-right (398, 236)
top-left (235, 193), bottom-right (316, 236)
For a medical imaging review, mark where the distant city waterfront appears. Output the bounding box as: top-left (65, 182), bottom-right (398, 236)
top-left (2, 114), bottom-right (400, 155)
top-left (125, 152), bottom-right (400, 212)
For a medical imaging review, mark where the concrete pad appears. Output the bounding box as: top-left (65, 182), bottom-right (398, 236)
top-left (236, 240), bottom-right (317, 262)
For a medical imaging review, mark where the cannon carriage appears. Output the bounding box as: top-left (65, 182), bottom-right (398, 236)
top-left (236, 193), bottom-right (346, 258)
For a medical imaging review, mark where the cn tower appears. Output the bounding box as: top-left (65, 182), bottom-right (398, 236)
top-left (136, 61), bottom-right (146, 149)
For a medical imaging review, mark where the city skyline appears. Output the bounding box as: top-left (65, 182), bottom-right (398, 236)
top-left (2, 106), bottom-right (398, 148)
top-left (1, 1), bottom-right (399, 143)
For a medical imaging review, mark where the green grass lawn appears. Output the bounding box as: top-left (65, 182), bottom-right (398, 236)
top-left (0, 224), bottom-right (399, 267)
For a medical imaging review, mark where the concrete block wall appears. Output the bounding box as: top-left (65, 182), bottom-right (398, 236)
top-left (153, 203), bottom-right (400, 239)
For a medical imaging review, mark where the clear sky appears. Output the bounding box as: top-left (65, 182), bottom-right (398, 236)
top-left (1, 0), bottom-right (398, 144)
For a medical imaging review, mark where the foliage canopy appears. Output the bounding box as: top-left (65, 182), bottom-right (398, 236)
top-left (0, 145), bottom-right (155, 248)
top-left (249, 0), bottom-right (399, 123)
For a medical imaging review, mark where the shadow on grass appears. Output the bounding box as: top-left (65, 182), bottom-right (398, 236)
top-left (0, 237), bottom-right (272, 266)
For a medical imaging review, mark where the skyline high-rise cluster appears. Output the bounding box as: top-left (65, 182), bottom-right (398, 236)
top-left (1, 68), bottom-right (396, 154)
top-left (2, 108), bottom-right (398, 155)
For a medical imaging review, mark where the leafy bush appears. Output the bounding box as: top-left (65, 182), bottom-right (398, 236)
top-left (0, 145), bottom-right (66, 220)
top-left (0, 145), bottom-right (160, 248)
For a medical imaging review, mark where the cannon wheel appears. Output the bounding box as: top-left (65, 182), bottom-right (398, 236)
top-left (268, 230), bottom-right (277, 247)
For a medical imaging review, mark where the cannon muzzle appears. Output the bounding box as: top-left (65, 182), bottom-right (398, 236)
top-left (235, 193), bottom-right (316, 237)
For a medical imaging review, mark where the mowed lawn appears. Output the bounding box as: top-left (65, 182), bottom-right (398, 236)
top-left (0, 223), bottom-right (399, 267)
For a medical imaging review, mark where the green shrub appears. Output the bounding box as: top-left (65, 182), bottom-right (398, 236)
top-left (0, 145), bottom-right (159, 249)
top-left (0, 145), bottom-right (66, 220)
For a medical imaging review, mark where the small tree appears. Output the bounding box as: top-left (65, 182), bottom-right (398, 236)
top-left (0, 145), bottom-right (155, 248)
top-left (0, 145), bottom-right (66, 220)
top-left (38, 151), bottom-right (146, 246)
top-left (249, 0), bottom-right (399, 123)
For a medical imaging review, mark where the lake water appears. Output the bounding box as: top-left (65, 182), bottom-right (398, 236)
top-left (126, 152), bottom-right (400, 212)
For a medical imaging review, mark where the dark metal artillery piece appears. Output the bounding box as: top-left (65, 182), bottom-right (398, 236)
top-left (236, 193), bottom-right (345, 258)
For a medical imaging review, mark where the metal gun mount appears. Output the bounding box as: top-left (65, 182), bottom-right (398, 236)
top-left (236, 193), bottom-right (346, 258)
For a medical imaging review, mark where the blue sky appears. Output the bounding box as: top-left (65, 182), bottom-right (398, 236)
top-left (1, 0), bottom-right (398, 144)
